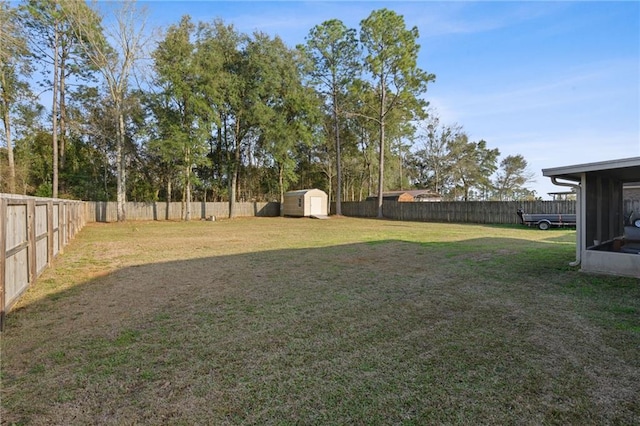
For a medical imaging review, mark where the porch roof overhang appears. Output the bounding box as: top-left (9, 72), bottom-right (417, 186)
top-left (542, 157), bottom-right (640, 182)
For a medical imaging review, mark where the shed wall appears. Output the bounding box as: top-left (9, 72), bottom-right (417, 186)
top-left (283, 194), bottom-right (306, 216)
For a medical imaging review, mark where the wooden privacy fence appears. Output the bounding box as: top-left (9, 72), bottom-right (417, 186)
top-left (1, 194), bottom-right (87, 330)
top-left (336, 200), bottom-right (577, 224)
top-left (337, 199), bottom-right (640, 224)
top-left (86, 201), bottom-right (280, 222)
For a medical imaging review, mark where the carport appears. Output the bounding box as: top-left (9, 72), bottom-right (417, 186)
top-left (543, 157), bottom-right (640, 278)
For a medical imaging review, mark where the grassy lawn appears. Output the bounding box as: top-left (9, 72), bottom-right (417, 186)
top-left (1, 217), bottom-right (638, 425)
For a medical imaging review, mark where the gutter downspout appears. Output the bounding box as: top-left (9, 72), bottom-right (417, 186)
top-left (551, 177), bottom-right (581, 266)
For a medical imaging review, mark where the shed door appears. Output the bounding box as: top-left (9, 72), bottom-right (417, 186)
top-left (310, 196), bottom-right (323, 215)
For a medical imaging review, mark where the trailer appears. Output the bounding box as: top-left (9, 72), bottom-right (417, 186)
top-left (516, 209), bottom-right (576, 230)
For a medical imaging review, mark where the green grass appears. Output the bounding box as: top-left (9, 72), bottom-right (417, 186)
top-left (1, 217), bottom-right (638, 425)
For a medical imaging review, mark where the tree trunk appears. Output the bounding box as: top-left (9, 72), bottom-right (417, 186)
top-left (52, 22), bottom-right (59, 199)
top-left (376, 82), bottom-right (386, 219)
top-left (399, 146), bottom-right (403, 190)
top-left (1, 81), bottom-right (15, 193)
top-left (185, 159), bottom-right (191, 221)
top-left (165, 179), bottom-right (171, 220)
top-left (376, 121), bottom-right (385, 218)
top-left (116, 108), bottom-right (126, 221)
top-left (327, 170), bottom-right (333, 213)
top-left (228, 120), bottom-right (240, 218)
top-left (215, 121), bottom-right (223, 184)
top-left (278, 163), bottom-right (285, 216)
top-left (229, 166), bottom-right (237, 218)
top-left (333, 85), bottom-right (342, 216)
top-left (59, 53), bottom-right (66, 172)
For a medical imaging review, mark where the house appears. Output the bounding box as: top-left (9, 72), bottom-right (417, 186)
top-left (367, 191), bottom-right (415, 202)
top-left (547, 191), bottom-right (576, 201)
top-left (366, 190), bottom-right (442, 203)
top-left (412, 190), bottom-right (443, 202)
top-left (542, 157), bottom-right (640, 278)
top-left (282, 189), bottom-right (328, 217)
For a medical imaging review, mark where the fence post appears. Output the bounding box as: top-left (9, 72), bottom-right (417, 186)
top-left (47, 201), bottom-right (54, 266)
top-left (27, 199), bottom-right (37, 285)
top-left (0, 198), bottom-right (6, 331)
top-left (59, 202), bottom-right (65, 255)
top-left (61, 202), bottom-right (67, 248)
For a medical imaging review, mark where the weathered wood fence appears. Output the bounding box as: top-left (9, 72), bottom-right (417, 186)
top-left (86, 199), bottom-right (640, 224)
top-left (86, 201), bottom-right (280, 222)
top-left (336, 199), bottom-right (640, 224)
top-left (47, 198), bottom-right (640, 225)
top-left (336, 200), bottom-right (577, 224)
top-left (1, 194), bottom-right (87, 330)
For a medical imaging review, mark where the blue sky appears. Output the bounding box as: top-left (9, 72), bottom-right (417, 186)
top-left (139, 1), bottom-right (640, 198)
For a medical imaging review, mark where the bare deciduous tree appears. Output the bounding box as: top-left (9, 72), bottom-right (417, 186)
top-left (64, 0), bottom-right (149, 221)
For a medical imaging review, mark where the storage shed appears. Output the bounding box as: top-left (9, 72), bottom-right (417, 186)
top-left (543, 157), bottom-right (640, 278)
top-left (283, 189), bottom-right (328, 217)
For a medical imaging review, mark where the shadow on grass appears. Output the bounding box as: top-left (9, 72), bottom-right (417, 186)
top-left (2, 236), bottom-right (638, 425)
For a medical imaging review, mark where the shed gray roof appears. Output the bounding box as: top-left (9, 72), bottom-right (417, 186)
top-left (542, 157), bottom-right (640, 182)
top-left (285, 189), bottom-right (325, 196)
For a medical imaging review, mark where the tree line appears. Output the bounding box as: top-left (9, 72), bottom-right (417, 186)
top-left (0, 0), bottom-right (536, 220)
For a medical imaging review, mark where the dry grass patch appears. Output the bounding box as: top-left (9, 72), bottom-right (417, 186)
top-left (1, 217), bottom-right (638, 424)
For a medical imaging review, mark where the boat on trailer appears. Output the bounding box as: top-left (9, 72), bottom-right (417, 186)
top-left (516, 209), bottom-right (576, 230)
